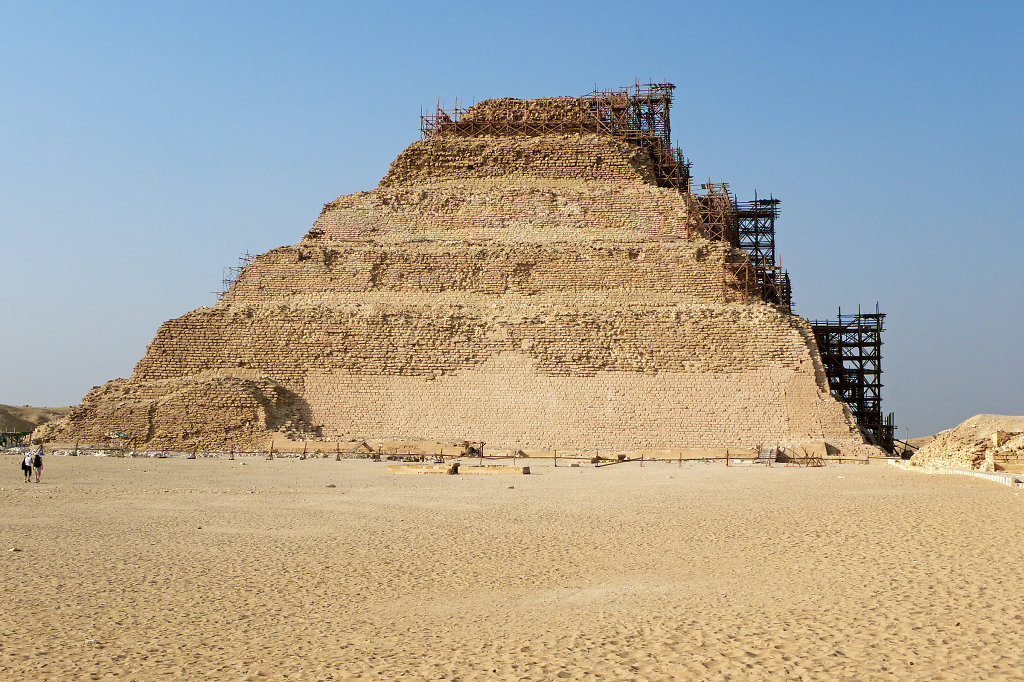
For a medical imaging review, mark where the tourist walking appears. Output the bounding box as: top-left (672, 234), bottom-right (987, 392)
top-left (32, 448), bottom-right (43, 483)
top-left (22, 452), bottom-right (33, 482)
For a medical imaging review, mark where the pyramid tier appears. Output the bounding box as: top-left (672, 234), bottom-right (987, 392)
top-left (377, 135), bottom-right (658, 188)
top-left (222, 241), bottom-right (753, 307)
top-left (106, 301), bottom-right (862, 449)
top-left (310, 183), bottom-right (701, 244)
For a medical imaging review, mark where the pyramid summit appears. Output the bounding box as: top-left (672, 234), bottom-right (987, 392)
top-left (40, 83), bottom-right (868, 453)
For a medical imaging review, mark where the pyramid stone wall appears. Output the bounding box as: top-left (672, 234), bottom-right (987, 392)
top-left (376, 135), bottom-right (658, 187)
top-left (41, 127), bottom-right (865, 451)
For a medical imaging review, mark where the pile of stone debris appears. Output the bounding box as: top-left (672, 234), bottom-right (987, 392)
top-left (912, 414), bottom-right (1024, 470)
top-left (459, 97), bottom-right (587, 124)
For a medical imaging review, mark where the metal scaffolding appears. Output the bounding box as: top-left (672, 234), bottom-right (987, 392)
top-left (735, 192), bottom-right (791, 311)
top-left (736, 193), bottom-right (777, 270)
top-left (421, 82), bottom-right (692, 193)
top-left (215, 252), bottom-right (255, 300)
top-left (697, 184), bottom-right (792, 311)
top-left (693, 181), bottom-right (739, 245)
top-left (810, 305), bottom-right (896, 452)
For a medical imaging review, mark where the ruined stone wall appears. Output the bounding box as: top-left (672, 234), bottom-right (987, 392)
top-left (38, 373), bottom-right (310, 450)
top-left (120, 301), bottom-right (859, 448)
top-left (379, 136), bottom-right (654, 187)
top-left (132, 303), bottom-right (816, 385)
top-left (304, 356), bottom-right (852, 449)
top-left (459, 97), bottom-right (585, 123)
top-left (313, 185), bottom-right (694, 244)
top-left (913, 415), bottom-right (1024, 470)
top-left (221, 242), bottom-right (745, 306)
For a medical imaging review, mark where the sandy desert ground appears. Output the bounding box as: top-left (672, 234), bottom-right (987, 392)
top-left (1, 455), bottom-right (1022, 681)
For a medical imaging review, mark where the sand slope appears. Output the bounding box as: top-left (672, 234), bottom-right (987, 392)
top-left (1, 457), bottom-right (1022, 680)
top-left (0, 405), bottom-right (69, 433)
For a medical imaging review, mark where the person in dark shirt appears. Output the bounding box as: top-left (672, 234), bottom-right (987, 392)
top-left (32, 448), bottom-right (43, 483)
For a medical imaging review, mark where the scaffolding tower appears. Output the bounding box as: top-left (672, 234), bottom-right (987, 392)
top-left (736, 192), bottom-right (777, 270)
top-left (810, 305), bottom-right (896, 452)
top-left (697, 183), bottom-right (792, 311)
top-left (735, 192), bottom-right (791, 311)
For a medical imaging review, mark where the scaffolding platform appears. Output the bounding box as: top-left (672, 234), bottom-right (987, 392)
top-left (810, 305), bottom-right (896, 452)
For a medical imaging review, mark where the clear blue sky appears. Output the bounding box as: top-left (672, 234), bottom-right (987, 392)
top-left (2, 1), bottom-right (1021, 437)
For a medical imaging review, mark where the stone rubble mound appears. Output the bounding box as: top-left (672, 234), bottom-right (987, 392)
top-left (460, 97), bottom-right (593, 125)
top-left (912, 414), bottom-right (1024, 470)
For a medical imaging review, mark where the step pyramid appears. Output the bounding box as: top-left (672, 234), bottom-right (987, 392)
top-left (41, 85), bottom-right (865, 452)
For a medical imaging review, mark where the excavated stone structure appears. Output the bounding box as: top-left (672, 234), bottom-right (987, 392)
top-left (40, 94), bottom-right (868, 452)
top-left (912, 414), bottom-right (1024, 470)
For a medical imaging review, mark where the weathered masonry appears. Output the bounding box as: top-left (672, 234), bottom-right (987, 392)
top-left (41, 83), bottom-right (886, 452)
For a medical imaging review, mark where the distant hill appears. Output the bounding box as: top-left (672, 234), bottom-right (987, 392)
top-left (0, 405), bottom-right (70, 433)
